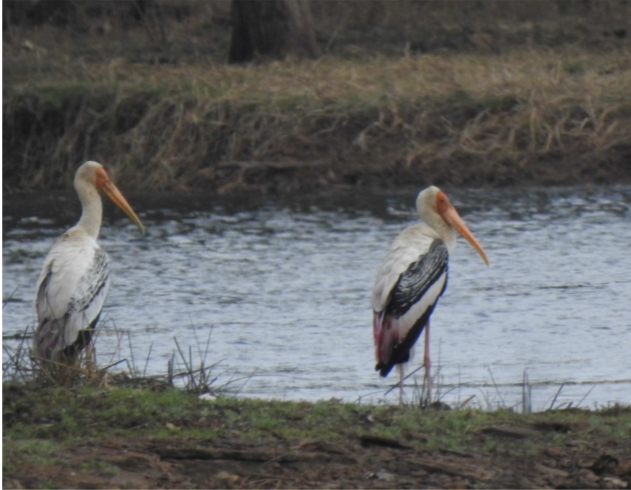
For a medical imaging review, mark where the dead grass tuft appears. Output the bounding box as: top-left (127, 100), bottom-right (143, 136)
top-left (2, 317), bottom-right (230, 395)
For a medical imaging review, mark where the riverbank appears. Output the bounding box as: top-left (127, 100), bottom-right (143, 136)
top-left (4, 2), bottom-right (631, 194)
top-left (3, 383), bottom-right (630, 489)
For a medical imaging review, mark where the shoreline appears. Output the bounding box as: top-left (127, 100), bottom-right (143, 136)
top-left (5, 2), bottom-right (631, 195)
top-left (3, 382), bottom-right (631, 489)
top-left (4, 5), bottom-right (631, 486)
top-left (5, 47), bottom-right (631, 195)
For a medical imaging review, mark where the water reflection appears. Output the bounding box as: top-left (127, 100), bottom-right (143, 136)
top-left (3, 187), bottom-right (631, 408)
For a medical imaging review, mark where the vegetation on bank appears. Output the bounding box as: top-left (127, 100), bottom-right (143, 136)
top-left (3, 331), bottom-right (630, 488)
top-left (3, 383), bottom-right (631, 488)
top-left (3, 1), bottom-right (631, 193)
top-left (5, 383), bottom-right (631, 445)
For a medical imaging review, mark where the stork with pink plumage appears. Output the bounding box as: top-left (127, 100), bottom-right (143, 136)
top-left (372, 186), bottom-right (489, 404)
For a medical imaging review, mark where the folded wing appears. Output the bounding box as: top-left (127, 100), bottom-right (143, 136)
top-left (374, 239), bottom-right (449, 376)
top-left (33, 237), bottom-right (110, 360)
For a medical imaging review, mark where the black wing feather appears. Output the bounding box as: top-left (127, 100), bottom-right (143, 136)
top-left (385, 239), bottom-right (449, 319)
top-left (377, 239), bottom-right (449, 376)
top-left (61, 248), bottom-right (109, 358)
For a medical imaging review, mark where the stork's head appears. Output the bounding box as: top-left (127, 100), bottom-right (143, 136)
top-left (75, 161), bottom-right (145, 235)
top-left (416, 186), bottom-right (489, 265)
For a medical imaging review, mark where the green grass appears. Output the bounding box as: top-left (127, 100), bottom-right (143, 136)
top-left (6, 384), bottom-right (630, 451)
top-left (4, 384), bottom-right (631, 489)
top-left (79, 460), bottom-right (120, 477)
top-left (3, 439), bottom-right (61, 471)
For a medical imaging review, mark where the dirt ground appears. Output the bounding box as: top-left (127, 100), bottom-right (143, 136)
top-left (3, 384), bottom-right (630, 489)
top-left (4, 427), bottom-right (631, 489)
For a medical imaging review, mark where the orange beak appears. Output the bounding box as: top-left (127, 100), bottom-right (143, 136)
top-left (439, 196), bottom-right (489, 266)
top-left (96, 168), bottom-right (146, 235)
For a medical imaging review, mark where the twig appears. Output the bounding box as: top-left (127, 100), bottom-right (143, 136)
top-left (106, 318), bottom-right (125, 368)
top-left (549, 383), bottom-right (565, 410)
top-left (101, 359), bottom-right (128, 372)
top-left (576, 385), bottom-right (595, 408)
top-left (2, 286), bottom-right (19, 308)
top-left (457, 394), bottom-right (476, 409)
top-left (487, 367), bottom-right (505, 407)
top-left (142, 341), bottom-right (154, 377)
top-left (127, 331), bottom-right (137, 376)
top-left (383, 365), bottom-right (423, 397)
top-left (522, 370), bottom-right (532, 414)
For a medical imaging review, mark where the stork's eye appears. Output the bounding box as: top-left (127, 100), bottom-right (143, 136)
top-left (436, 192), bottom-right (450, 212)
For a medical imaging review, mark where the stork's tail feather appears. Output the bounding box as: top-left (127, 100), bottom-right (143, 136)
top-left (31, 318), bottom-right (62, 361)
top-left (373, 311), bottom-right (402, 377)
top-left (33, 314), bottom-right (98, 363)
top-left (62, 329), bottom-right (94, 358)
top-left (374, 311), bottom-right (419, 378)
top-left (376, 360), bottom-right (395, 377)
top-left (376, 348), bottom-right (413, 377)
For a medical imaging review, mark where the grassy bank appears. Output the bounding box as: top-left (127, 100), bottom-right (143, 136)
top-left (3, 383), bottom-right (631, 488)
top-left (4, 1), bottom-right (631, 194)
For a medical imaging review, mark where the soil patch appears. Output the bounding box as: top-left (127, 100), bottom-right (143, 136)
top-left (3, 385), bottom-right (631, 489)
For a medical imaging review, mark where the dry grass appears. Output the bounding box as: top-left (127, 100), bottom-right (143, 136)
top-left (7, 42), bottom-right (631, 104)
top-left (3, 1), bottom-right (631, 192)
top-left (2, 318), bottom-right (231, 395)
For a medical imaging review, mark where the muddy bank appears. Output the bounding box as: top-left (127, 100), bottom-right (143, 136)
top-left (5, 434), bottom-right (631, 489)
top-left (3, 384), bottom-right (631, 489)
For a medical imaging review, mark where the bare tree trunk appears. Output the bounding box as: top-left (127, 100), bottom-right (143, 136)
top-left (228, 0), bottom-right (320, 64)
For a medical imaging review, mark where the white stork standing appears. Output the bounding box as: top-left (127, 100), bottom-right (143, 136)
top-left (372, 186), bottom-right (489, 404)
top-left (32, 161), bottom-right (145, 364)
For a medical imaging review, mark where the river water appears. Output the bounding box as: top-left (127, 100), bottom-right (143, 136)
top-left (3, 187), bottom-right (631, 409)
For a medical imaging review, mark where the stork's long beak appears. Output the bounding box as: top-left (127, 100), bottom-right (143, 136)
top-left (441, 206), bottom-right (489, 266)
top-left (97, 169), bottom-right (146, 235)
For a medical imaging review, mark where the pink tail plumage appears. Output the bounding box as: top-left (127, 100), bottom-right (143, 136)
top-left (373, 311), bottom-right (398, 377)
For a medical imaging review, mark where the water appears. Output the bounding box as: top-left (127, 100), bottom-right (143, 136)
top-left (3, 187), bottom-right (631, 409)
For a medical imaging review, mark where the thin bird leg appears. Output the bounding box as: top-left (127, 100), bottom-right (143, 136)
top-left (397, 364), bottom-right (405, 405)
top-left (424, 322), bottom-right (432, 405)
top-left (85, 343), bottom-right (95, 376)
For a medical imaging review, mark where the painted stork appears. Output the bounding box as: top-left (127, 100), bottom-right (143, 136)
top-left (32, 161), bottom-right (145, 363)
top-left (371, 186), bottom-right (489, 404)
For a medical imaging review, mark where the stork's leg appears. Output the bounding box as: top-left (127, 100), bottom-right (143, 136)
top-left (424, 322), bottom-right (432, 405)
top-left (397, 364), bottom-right (405, 405)
top-left (85, 343), bottom-right (95, 375)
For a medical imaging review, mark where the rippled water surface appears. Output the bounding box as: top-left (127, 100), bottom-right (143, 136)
top-left (3, 187), bottom-right (631, 408)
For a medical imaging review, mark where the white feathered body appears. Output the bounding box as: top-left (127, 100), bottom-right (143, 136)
top-left (33, 227), bottom-right (110, 360)
top-left (372, 224), bottom-right (455, 376)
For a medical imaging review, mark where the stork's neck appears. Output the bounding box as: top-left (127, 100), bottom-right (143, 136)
top-left (75, 181), bottom-right (103, 239)
top-left (421, 208), bottom-right (457, 253)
